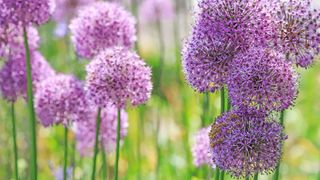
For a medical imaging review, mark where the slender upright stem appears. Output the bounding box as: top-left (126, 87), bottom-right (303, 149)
top-left (91, 108), bottom-right (102, 180)
top-left (254, 173), bottom-right (258, 180)
top-left (64, 127), bottom-right (68, 180)
top-left (23, 27), bottom-right (37, 180)
top-left (101, 143), bottom-right (107, 180)
top-left (215, 88), bottom-right (225, 180)
top-left (71, 140), bottom-right (76, 180)
top-left (11, 102), bottom-right (19, 180)
top-left (220, 171), bottom-right (224, 180)
top-left (202, 93), bottom-right (209, 127)
top-left (273, 111), bottom-right (285, 180)
top-left (246, 177), bottom-right (250, 180)
top-left (114, 109), bottom-right (121, 180)
top-left (214, 169), bottom-right (220, 180)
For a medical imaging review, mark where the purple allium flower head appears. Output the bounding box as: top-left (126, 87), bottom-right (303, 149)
top-left (227, 47), bottom-right (298, 113)
top-left (270, 0), bottom-right (320, 68)
top-left (35, 74), bottom-right (89, 127)
top-left (1, 0), bottom-right (56, 26)
top-left (86, 47), bottom-right (152, 108)
top-left (0, 24), bottom-right (40, 58)
top-left (52, 0), bottom-right (94, 22)
top-left (69, 2), bottom-right (136, 59)
top-left (209, 110), bottom-right (286, 177)
top-left (139, 0), bottom-right (174, 22)
top-left (192, 127), bottom-right (215, 168)
top-left (75, 105), bottom-right (128, 156)
top-left (182, 21), bottom-right (238, 93)
top-left (0, 51), bottom-right (55, 102)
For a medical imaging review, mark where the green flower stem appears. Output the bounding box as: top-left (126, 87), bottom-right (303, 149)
top-left (114, 108), bottom-right (121, 180)
top-left (273, 111), bottom-right (285, 180)
top-left (220, 171), bottom-right (224, 180)
top-left (254, 173), bottom-right (258, 180)
top-left (23, 27), bottom-right (38, 180)
top-left (214, 168), bottom-right (220, 180)
top-left (11, 103), bottom-right (19, 180)
top-left (202, 93), bottom-right (209, 127)
top-left (101, 143), bottom-right (107, 180)
top-left (91, 108), bottom-right (102, 180)
top-left (246, 176), bottom-right (250, 180)
top-left (63, 127), bottom-right (68, 180)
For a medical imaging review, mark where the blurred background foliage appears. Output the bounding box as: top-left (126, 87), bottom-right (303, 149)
top-left (0, 0), bottom-right (319, 179)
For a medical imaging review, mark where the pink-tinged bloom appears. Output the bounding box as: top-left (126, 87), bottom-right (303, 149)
top-left (69, 2), bottom-right (136, 59)
top-left (139, 0), bottom-right (174, 22)
top-left (52, 0), bottom-right (94, 22)
top-left (192, 127), bottom-right (215, 168)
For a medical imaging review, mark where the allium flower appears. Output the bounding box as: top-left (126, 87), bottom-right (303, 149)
top-left (139, 0), bottom-right (174, 22)
top-left (191, 127), bottom-right (215, 167)
top-left (0, 51), bottom-right (55, 102)
top-left (271, 0), bottom-right (320, 67)
top-left (53, 0), bottom-right (93, 22)
top-left (69, 2), bottom-right (136, 59)
top-left (182, 21), bottom-right (238, 93)
top-left (75, 105), bottom-right (128, 156)
top-left (1, 0), bottom-right (56, 26)
top-left (86, 47), bottom-right (152, 108)
top-left (0, 24), bottom-right (40, 58)
top-left (209, 110), bottom-right (286, 177)
top-left (227, 47), bottom-right (298, 112)
top-left (35, 74), bottom-right (89, 127)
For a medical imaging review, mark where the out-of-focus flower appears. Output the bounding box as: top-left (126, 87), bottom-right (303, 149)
top-left (0, 0), bottom-right (56, 26)
top-left (69, 2), bottom-right (136, 59)
top-left (0, 51), bottom-right (55, 102)
top-left (85, 47), bottom-right (152, 108)
top-left (270, 0), bottom-right (320, 67)
top-left (227, 47), bottom-right (298, 113)
top-left (139, 0), bottom-right (174, 22)
top-left (209, 110), bottom-right (286, 177)
top-left (49, 162), bottom-right (73, 180)
top-left (35, 74), bottom-right (88, 127)
top-left (191, 127), bottom-right (215, 168)
top-left (75, 105), bottom-right (128, 156)
top-left (53, 0), bottom-right (93, 22)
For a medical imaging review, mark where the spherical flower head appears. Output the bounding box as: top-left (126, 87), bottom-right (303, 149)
top-left (35, 74), bottom-right (89, 127)
top-left (197, 0), bottom-right (275, 52)
top-left (75, 105), bottom-right (128, 156)
top-left (1, 0), bottom-right (56, 26)
top-left (0, 24), bottom-right (40, 58)
top-left (182, 22), bottom-right (237, 93)
top-left (86, 47), bottom-right (152, 108)
top-left (227, 47), bottom-right (298, 112)
top-left (53, 0), bottom-right (94, 22)
top-left (0, 51), bottom-right (55, 102)
top-left (69, 2), bottom-right (136, 59)
top-left (139, 0), bottom-right (174, 22)
top-left (271, 0), bottom-right (320, 68)
top-left (209, 110), bottom-right (286, 177)
top-left (191, 127), bottom-right (215, 168)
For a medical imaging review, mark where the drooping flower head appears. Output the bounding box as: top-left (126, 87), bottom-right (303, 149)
top-left (209, 110), bottom-right (286, 177)
top-left (139, 0), bottom-right (174, 22)
top-left (75, 105), bottom-right (128, 156)
top-left (35, 74), bottom-right (89, 127)
top-left (70, 2), bottom-right (136, 59)
top-left (271, 0), bottom-right (320, 67)
top-left (1, 0), bottom-right (56, 26)
top-left (191, 127), bottom-right (215, 167)
top-left (227, 47), bottom-right (298, 112)
top-left (86, 47), bottom-right (152, 108)
top-left (0, 24), bottom-right (40, 58)
top-left (0, 51), bottom-right (55, 102)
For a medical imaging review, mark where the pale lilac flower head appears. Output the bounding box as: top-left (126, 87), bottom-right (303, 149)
top-left (75, 105), bottom-right (128, 156)
top-left (70, 2), bottom-right (136, 59)
top-left (0, 24), bottom-right (40, 58)
top-left (49, 163), bottom-right (73, 180)
top-left (86, 47), bottom-right (152, 108)
top-left (271, 0), bottom-right (320, 67)
top-left (0, 51), bottom-right (55, 102)
top-left (1, 0), bottom-right (56, 26)
top-left (35, 74), bottom-right (89, 127)
top-left (192, 127), bottom-right (215, 168)
top-left (227, 47), bottom-right (298, 113)
top-left (139, 0), bottom-right (174, 22)
top-left (53, 0), bottom-right (94, 22)
top-left (209, 110), bottom-right (286, 177)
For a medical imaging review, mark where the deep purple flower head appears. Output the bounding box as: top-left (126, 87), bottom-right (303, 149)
top-left (209, 110), bottom-right (286, 177)
top-left (86, 47), bottom-right (152, 108)
top-left (1, 0), bottom-right (56, 26)
top-left (0, 51), bottom-right (55, 102)
top-left (0, 24), bottom-right (40, 58)
top-left (75, 105), bottom-right (128, 156)
top-left (35, 74), bottom-right (89, 127)
top-left (182, 22), bottom-right (237, 93)
top-left (192, 127), bottom-right (215, 168)
top-left (69, 2), bottom-right (136, 59)
top-left (227, 47), bottom-right (298, 112)
top-left (271, 0), bottom-right (320, 67)
top-left (139, 0), bottom-right (174, 22)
